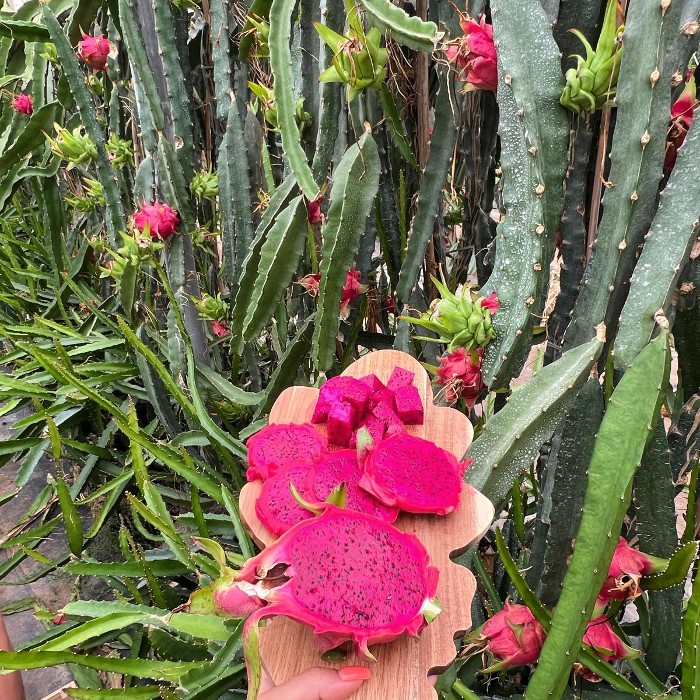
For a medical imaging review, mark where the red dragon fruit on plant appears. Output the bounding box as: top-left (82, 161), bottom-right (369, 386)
top-left (309, 450), bottom-right (399, 523)
top-left (246, 423), bottom-right (327, 481)
top-left (359, 432), bottom-right (470, 515)
top-left (255, 463), bottom-right (317, 537)
top-left (208, 507), bottom-right (441, 658)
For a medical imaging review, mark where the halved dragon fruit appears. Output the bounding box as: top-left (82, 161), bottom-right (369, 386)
top-left (246, 423), bottom-right (327, 481)
top-left (255, 463), bottom-right (316, 537)
top-left (359, 433), bottom-right (470, 515)
top-left (211, 507), bottom-right (441, 658)
top-left (309, 450), bottom-right (399, 523)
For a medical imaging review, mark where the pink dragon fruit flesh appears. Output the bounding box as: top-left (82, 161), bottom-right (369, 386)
top-left (255, 463), bottom-right (317, 537)
top-left (359, 433), bottom-right (469, 515)
top-left (246, 423), bottom-right (327, 481)
top-left (393, 384), bottom-right (424, 425)
top-left (386, 366), bottom-right (414, 391)
top-left (309, 450), bottom-right (399, 523)
top-left (210, 507), bottom-right (441, 659)
top-left (326, 400), bottom-right (357, 447)
top-left (311, 376), bottom-right (372, 424)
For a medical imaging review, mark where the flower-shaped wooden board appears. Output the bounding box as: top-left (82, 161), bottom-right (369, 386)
top-left (239, 349), bottom-right (494, 700)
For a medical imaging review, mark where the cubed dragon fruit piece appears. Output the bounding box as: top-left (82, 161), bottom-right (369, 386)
top-left (386, 367), bottom-right (415, 391)
top-left (312, 376), bottom-right (372, 424)
top-left (393, 384), bottom-right (424, 425)
top-left (327, 400), bottom-right (356, 447)
top-left (359, 374), bottom-right (386, 393)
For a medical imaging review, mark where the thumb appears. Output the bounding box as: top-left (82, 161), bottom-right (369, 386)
top-left (259, 666), bottom-right (371, 700)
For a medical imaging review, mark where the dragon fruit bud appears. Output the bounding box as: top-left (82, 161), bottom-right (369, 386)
top-left (306, 195), bottom-right (323, 224)
top-left (340, 268), bottom-right (367, 319)
top-left (402, 276), bottom-right (496, 352)
top-left (204, 508), bottom-right (440, 658)
top-left (597, 537), bottom-right (667, 603)
top-left (359, 433), bottom-right (464, 514)
top-left (583, 617), bottom-right (640, 663)
top-left (246, 423), bottom-right (327, 481)
top-left (393, 384), bottom-right (424, 425)
top-left (255, 463), bottom-right (317, 536)
top-left (560, 0), bottom-right (624, 114)
top-left (310, 449), bottom-right (398, 523)
top-left (466, 603), bottom-right (545, 672)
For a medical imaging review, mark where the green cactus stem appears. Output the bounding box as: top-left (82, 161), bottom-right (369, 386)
top-left (478, 0), bottom-right (568, 389)
top-left (614, 104), bottom-right (700, 371)
top-left (563, 0), bottom-right (683, 350)
top-left (525, 329), bottom-right (670, 700)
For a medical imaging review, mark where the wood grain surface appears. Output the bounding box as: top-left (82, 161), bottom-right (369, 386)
top-left (239, 350), bottom-right (494, 699)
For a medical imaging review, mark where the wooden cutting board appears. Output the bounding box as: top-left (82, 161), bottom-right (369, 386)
top-left (239, 350), bottom-right (494, 699)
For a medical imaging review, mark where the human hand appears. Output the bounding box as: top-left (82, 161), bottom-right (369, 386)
top-left (258, 665), bottom-right (371, 700)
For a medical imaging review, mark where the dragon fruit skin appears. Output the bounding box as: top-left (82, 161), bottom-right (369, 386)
top-left (359, 433), bottom-right (466, 515)
top-left (255, 463), bottom-right (317, 537)
top-left (246, 423), bottom-right (327, 481)
top-left (309, 450), bottom-right (399, 523)
top-left (211, 507), bottom-right (440, 659)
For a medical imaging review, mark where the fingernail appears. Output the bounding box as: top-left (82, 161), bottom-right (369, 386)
top-left (338, 666), bottom-right (372, 682)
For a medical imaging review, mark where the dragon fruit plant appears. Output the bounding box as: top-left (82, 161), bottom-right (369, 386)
top-left (0, 0), bottom-right (700, 698)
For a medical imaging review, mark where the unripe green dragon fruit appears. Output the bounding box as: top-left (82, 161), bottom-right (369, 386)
top-left (402, 276), bottom-right (499, 352)
top-left (45, 123), bottom-right (98, 170)
top-left (560, 0), bottom-right (624, 115)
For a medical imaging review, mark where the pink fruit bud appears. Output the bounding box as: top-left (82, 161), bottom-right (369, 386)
top-left (133, 202), bottom-right (180, 240)
top-left (77, 33), bottom-right (112, 72)
top-left (340, 268), bottom-right (367, 318)
top-left (665, 75), bottom-right (698, 170)
top-left (481, 603), bottom-right (546, 669)
top-left (11, 94), bottom-right (33, 115)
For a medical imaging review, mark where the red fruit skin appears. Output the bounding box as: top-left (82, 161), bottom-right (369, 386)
top-left (583, 616), bottom-right (637, 661)
top-left (256, 463), bottom-right (317, 537)
top-left (597, 537), bottom-right (658, 603)
top-left (216, 507), bottom-right (440, 658)
top-left (482, 603), bottom-right (545, 668)
top-left (246, 423), bottom-right (327, 481)
top-left (359, 433), bottom-right (462, 515)
top-left (393, 385), bottom-right (424, 425)
top-left (133, 202), bottom-right (180, 240)
top-left (77, 33), bottom-right (111, 71)
top-left (309, 450), bottom-right (398, 523)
